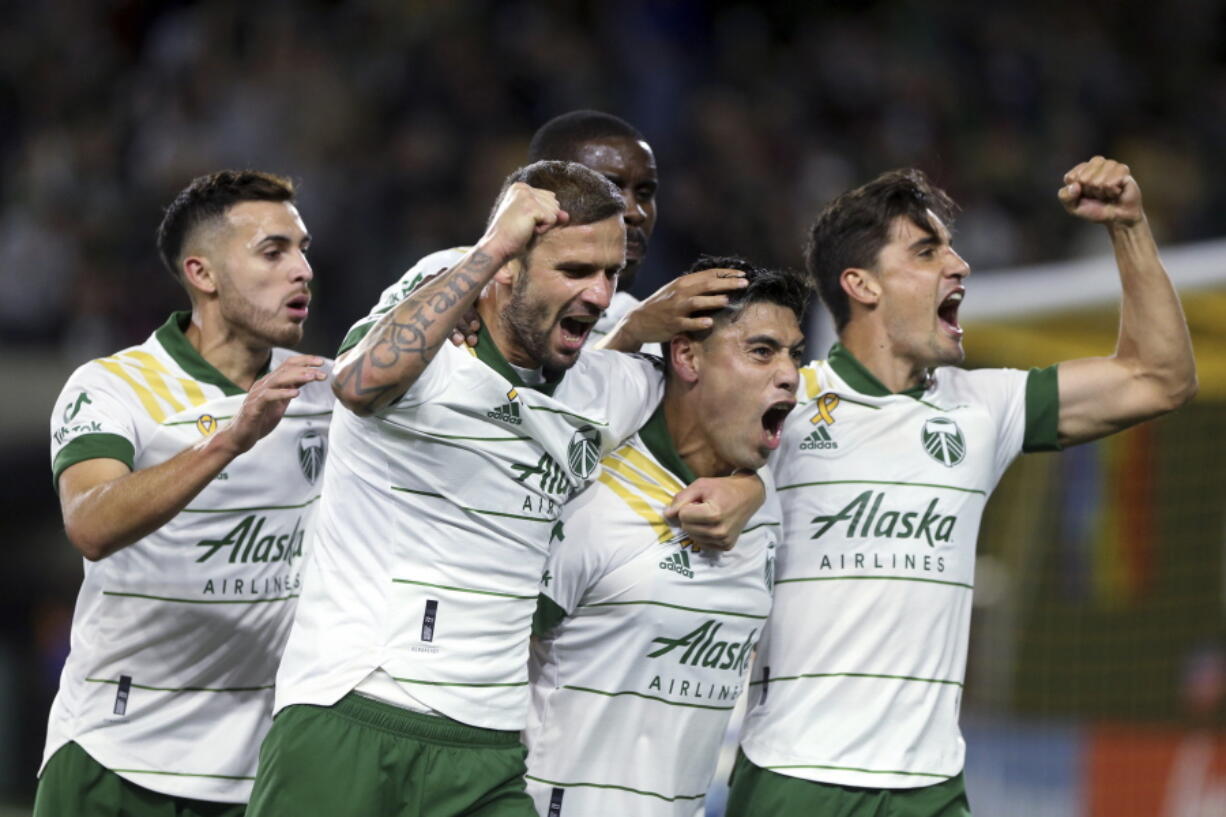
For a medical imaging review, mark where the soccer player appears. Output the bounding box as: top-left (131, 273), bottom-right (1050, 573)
top-left (35, 170), bottom-right (332, 816)
top-left (727, 157), bottom-right (1198, 815)
top-left (406, 109), bottom-right (748, 355)
top-left (525, 256), bottom-right (810, 816)
top-left (248, 162), bottom-right (762, 817)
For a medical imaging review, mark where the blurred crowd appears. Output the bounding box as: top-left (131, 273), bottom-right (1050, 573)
top-left (3, 0), bottom-right (1225, 358)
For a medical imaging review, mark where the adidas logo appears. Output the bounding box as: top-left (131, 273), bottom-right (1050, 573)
top-left (799, 425), bottom-right (837, 451)
top-left (659, 550), bottom-right (694, 579)
top-left (487, 389), bottom-right (522, 425)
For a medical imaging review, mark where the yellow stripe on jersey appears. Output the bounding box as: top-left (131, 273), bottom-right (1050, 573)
top-left (122, 350), bottom-right (208, 407)
top-left (597, 471), bottom-right (674, 543)
top-left (116, 353), bottom-right (185, 415)
top-left (602, 453), bottom-right (675, 506)
top-left (800, 366), bottom-right (821, 402)
top-left (97, 359), bottom-right (167, 423)
top-left (615, 446), bottom-right (686, 496)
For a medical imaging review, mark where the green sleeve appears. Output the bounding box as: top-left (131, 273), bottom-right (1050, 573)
top-left (337, 322), bottom-right (375, 356)
top-left (1023, 365), bottom-right (1062, 453)
top-left (52, 433), bottom-right (135, 489)
top-left (532, 593), bottom-right (569, 637)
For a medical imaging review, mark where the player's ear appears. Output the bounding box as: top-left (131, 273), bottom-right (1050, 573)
top-left (494, 254), bottom-right (524, 287)
top-left (182, 255), bottom-right (219, 297)
top-left (670, 335), bottom-right (701, 384)
top-left (841, 267), bottom-right (881, 308)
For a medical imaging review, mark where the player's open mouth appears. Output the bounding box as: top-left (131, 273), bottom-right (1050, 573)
top-left (558, 316), bottom-right (596, 351)
top-left (938, 289), bottom-right (963, 338)
top-left (286, 294), bottom-right (310, 321)
top-left (761, 400), bottom-right (795, 450)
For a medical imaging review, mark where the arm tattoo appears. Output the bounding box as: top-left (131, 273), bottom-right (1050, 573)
top-left (340, 250), bottom-right (493, 411)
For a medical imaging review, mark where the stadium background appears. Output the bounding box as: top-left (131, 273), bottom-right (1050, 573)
top-left (1, 1), bottom-right (1223, 814)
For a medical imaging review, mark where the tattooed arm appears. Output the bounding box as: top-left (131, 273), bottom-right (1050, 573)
top-left (333, 183), bottom-right (567, 416)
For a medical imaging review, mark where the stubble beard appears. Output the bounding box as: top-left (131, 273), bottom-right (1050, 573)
top-left (218, 285), bottom-right (302, 349)
top-left (503, 275), bottom-right (574, 377)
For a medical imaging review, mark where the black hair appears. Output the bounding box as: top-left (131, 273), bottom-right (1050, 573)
top-left (156, 170), bottom-right (295, 280)
top-left (528, 110), bottom-right (646, 162)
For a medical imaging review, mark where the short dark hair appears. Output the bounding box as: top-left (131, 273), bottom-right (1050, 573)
top-left (156, 170), bottom-right (295, 280)
top-left (805, 168), bottom-right (959, 330)
top-left (528, 110), bottom-right (646, 162)
top-left (683, 255), bottom-right (813, 340)
top-left (492, 161), bottom-right (625, 230)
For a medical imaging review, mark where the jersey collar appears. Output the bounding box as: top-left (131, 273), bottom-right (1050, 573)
top-left (827, 342), bottom-right (928, 399)
top-left (473, 324), bottom-right (561, 396)
top-left (638, 402), bottom-right (696, 486)
top-left (155, 311), bottom-right (269, 396)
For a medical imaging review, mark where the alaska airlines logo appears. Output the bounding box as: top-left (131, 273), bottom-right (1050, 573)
top-left (921, 417), bottom-right (965, 467)
top-left (811, 490), bottom-right (956, 547)
top-left (647, 620), bottom-right (756, 674)
top-left (513, 452), bottom-right (570, 495)
top-left (195, 514), bottom-right (306, 565)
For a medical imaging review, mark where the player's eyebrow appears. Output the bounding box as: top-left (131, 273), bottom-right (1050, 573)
top-left (745, 334), bottom-right (785, 349)
top-left (258, 233), bottom-right (311, 248)
top-left (909, 234), bottom-right (942, 252)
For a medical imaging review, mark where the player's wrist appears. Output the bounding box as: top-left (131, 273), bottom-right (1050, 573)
top-left (206, 425), bottom-right (249, 461)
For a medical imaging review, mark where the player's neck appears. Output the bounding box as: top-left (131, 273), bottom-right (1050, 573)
top-left (478, 290), bottom-right (540, 370)
top-left (838, 326), bottom-right (928, 394)
top-left (184, 309), bottom-right (272, 391)
top-left (663, 390), bottom-right (733, 480)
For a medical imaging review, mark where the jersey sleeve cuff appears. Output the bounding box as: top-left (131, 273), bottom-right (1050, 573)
top-left (337, 322), bottom-right (375, 356)
top-left (52, 433), bottom-right (135, 490)
top-left (1023, 365), bottom-right (1061, 453)
top-left (532, 593), bottom-right (569, 637)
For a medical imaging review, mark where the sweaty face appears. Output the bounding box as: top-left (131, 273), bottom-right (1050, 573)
top-left (873, 213), bottom-right (970, 370)
top-left (569, 137), bottom-right (658, 289)
top-left (691, 302), bottom-right (803, 472)
top-left (205, 201), bottom-right (313, 348)
top-left (502, 215), bottom-right (624, 375)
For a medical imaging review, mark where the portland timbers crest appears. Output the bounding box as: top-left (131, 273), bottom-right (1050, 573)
top-left (297, 429), bottom-right (327, 484)
top-left (921, 416), bottom-right (965, 467)
top-left (567, 425), bottom-right (602, 478)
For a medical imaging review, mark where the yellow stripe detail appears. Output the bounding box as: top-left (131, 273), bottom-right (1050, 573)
top-left (117, 353), bottom-right (185, 415)
top-left (598, 471), bottom-right (674, 543)
top-left (123, 351), bottom-right (208, 406)
top-left (800, 366), bottom-right (820, 401)
top-left (615, 446), bottom-right (685, 496)
top-left (602, 455), bottom-right (675, 506)
top-left (97, 359), bottom-right (167, 423)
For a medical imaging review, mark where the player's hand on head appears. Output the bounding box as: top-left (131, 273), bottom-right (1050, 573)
top-left (482, 183), bottom-right (569, 258)
top-left (664, 472), bottom-right (765, 552)
top-left (1058, 156), bottom-right (1143, 226)
top-left (629, 267), bottom-right (750, 344)
top-left (225, 355), bottom-right (328, 454)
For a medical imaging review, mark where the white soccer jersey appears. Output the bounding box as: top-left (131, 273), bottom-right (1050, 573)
top-left (43, 312), bottom-right (333, 803)
top-left (274, 262), bottom-right (664, 731)
top-left (739, 343), bottom-right (1059, 789)
top-left (526, 405), bottom-right (780, 816)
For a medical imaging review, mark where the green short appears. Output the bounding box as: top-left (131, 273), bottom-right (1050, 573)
top-left (725, 750), bottom-right (971, 817)
top-left (246, 693), bottom-right (536, 817)
top-left (34, 741), bottom-right (245, 817)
